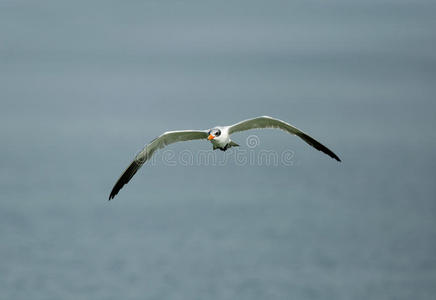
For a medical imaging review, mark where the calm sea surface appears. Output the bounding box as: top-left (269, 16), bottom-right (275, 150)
top-left (1, 0), bottom-right (436, 299)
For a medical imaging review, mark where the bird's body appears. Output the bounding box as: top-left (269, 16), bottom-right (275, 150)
top-left (208, 126), bottom-right (238, 151)
top-left (109, 116), bottom-right (341, 200)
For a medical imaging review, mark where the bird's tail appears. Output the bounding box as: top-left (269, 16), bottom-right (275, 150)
top-left (228, 141), bottom-right (239, 148)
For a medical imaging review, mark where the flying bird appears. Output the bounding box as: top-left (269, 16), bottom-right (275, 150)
top-left (109, 116), bottom-right (341, 200)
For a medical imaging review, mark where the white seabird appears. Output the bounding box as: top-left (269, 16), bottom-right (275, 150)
top-left (109, 116), bottom-right (341, 200)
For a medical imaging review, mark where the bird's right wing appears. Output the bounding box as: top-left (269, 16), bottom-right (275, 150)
top-left (228, 116), bottom-right (341, 162)
top-left (109, 130), bottom-right (208, 200)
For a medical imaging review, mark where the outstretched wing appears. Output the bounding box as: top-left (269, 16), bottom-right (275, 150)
top-left (228, 116), bottom-right (341, 162)
top-left (109, 130), bottom-right (208, 200)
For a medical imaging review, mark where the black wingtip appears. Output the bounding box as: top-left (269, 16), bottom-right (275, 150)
top-left (108, 187), bottom-right (118, 201)
top-left (327, 151), bottom-right (341, 162)
top-left (330, 152), bottom-right (341, 162)
top-left (108, 160), bottom-right (141, 201)
top-left (298, 132), bottom-right (341, 163)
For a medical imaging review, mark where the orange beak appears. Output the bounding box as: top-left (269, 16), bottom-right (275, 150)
top-left (208, 134), bottom-right (215, 140)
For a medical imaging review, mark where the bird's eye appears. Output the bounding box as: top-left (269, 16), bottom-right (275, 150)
top-left (215, 130), bottom-right (221, 136)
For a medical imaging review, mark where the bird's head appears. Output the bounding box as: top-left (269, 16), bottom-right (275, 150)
top-left (207, 128), bottom-right (222, 141)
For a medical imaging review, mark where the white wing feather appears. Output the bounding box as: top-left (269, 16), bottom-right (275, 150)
top-left (109, 130), bottom-right (208, 199)
top-left (228, 116), bottom-right (341, 161)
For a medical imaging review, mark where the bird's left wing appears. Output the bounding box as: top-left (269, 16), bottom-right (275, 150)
top-left (228, 116), bottom-right (341, 162)
top-left (109, 130), bottom-right (208, 200)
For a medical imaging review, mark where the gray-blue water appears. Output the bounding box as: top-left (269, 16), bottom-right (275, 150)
top-left (1, 0), bottom-right (436, 299)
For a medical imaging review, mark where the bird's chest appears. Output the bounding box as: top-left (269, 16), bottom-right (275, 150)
top-left (211, 137), bottom-right (229, 147)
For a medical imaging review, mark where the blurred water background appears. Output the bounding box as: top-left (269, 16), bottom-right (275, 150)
top-left (1, 0), bottom-right (436, 299)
